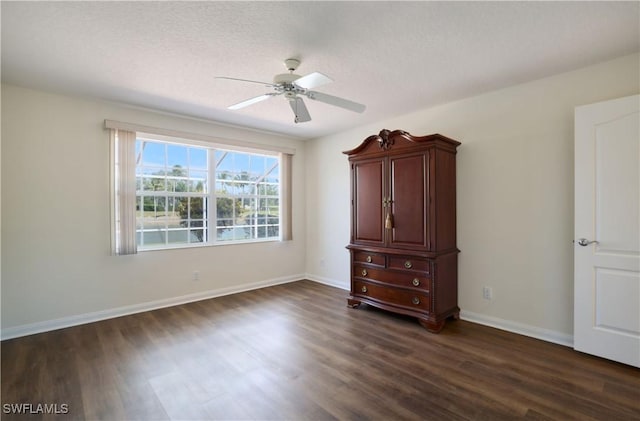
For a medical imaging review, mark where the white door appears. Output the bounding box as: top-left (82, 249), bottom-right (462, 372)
top-left (574, 94), bottom-right (640, 367)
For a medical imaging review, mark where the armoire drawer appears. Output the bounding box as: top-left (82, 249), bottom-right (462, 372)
top-left (354, 265), bottom-right (430, 290)
top-left (353, 251), bottom-right (385, 266)
top-left (388, 256), bottom-right (431, 273)
top-left (353, 280), bottom-right (431, 312)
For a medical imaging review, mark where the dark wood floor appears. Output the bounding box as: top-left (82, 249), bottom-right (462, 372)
top-left (2, 280), bottom-right (639, 420)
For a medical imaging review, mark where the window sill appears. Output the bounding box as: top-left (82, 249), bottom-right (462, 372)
top-left (138, 238), bottom-right (282, 252)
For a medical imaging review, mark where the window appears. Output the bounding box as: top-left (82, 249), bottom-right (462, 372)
top-left (108, 121), bottom-right (293, 255)
top-left (213, 150), bottom-right (280, 242)
top-left (135, 136), bottom-right (281, 250)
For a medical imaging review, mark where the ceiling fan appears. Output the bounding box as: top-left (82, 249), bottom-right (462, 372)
top-left (217, 58), bottom-right (366, 123)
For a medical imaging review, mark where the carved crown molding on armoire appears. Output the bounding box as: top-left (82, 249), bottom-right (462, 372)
top-left (343, 129), bottom-right (461, 333)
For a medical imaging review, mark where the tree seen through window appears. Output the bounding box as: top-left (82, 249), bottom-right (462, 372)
top-left (135, 139), bottom-right (280, 248)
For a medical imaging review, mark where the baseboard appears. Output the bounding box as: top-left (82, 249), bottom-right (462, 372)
top-left (2, 277), bottom-right (574, 348)
top-left (304, 278), bottom-right (574, 347)
top-left (305, 273), bottom-right (350, 290)
top-left (1, 274), bottom-right (305, 341)
top-left (460, 310), bottom-right (574, 347)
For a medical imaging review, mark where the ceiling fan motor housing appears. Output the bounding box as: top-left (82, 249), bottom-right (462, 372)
top-left (273, 73), bottom-right (300, 85)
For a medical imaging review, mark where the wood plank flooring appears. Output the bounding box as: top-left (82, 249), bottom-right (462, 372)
top-left (2, 280), bottom-right (639, 420)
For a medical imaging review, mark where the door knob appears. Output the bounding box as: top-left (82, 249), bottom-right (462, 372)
top-left (576, 238), bottom-right (598, 247)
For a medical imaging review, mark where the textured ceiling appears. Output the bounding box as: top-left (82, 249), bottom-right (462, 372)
top-left (2, 1), bottom-right (638, 139)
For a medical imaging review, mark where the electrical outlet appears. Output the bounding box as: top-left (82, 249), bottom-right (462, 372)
top-left (483, 286), bottom-right (493, 300)
top-left (320, 258), bottom-right (325, 267)
top-left (192, 271), bottom-right (200, 281)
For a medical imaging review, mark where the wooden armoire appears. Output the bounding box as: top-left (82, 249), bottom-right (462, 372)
top-left (344, 129), bottom-right (461, 333)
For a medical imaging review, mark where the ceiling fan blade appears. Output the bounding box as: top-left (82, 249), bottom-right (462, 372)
top-left (216, 76), bottom-right (275, 87)
top-left (228, 93), bottom-right (279, 110)
top-left (305, 91), bottom-right (366, 113)
top-left (289, 97), bottom-right (311, 123)
top-left (293, 72), bottom-right (333, 90)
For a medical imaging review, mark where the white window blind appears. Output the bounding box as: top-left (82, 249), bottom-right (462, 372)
top-left (110, 128), bottom-right (138, 255)
top-left (280, 152), bottom-right (293, 241)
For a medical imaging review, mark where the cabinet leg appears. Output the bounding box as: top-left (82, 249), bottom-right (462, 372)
top-left (347, 298), bottom-right (361, 308)
top-left (418, 319), bottom-right (446, 333)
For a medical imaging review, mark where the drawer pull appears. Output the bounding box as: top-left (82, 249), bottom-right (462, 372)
top-left (366, 255), bottom-right (372, 263)
top-left (412, 296), bottom-right (420, 305)
top-left (361, 269), bottom-right (368, 277)
top-left (404, 260), bottom-right (413, 269)
top-left (412, 278), bottom-right (420, 287)
top-left (361, 286), bottom-right (368, 293)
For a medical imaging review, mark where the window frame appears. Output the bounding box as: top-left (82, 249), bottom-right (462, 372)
top-left (135, 132), bottom-right (283, 251)
top-left (212, 149), bottom-right (281, 244)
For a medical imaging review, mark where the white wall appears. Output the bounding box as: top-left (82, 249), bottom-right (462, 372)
top-left (2, 53), bottom-right (638, 343)
top-left (305, 53), bottom-right (640, 344)
top-left (1, 85), bottom-right (307, 337)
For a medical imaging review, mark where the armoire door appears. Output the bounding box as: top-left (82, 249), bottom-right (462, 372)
top-left (389, 152), bottom-right (428, 250)
top-left (352, 158), bottom-right (385, 246)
